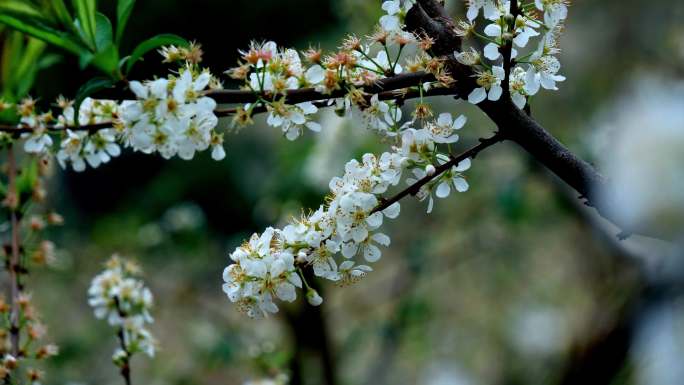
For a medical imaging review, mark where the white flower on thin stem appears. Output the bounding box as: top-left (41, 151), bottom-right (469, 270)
top-left (406, 168), bottom-right (436, 213)
top-left (468, 65), bottom-right (505, 104)
top-left (399, 128), bottom-right (434, 161)
top-left (509, 66), bottom-right (530, 109)
top-left (358, 232), bottom-right (391, 263)
top-left (56, 129), bottom-right (88, 171)
top-left (427, 113), bottom-right (466, 144)
top-left (466, 0), bottom-right (497, 21)
top-left (336, 260), bottom-right (373, 285)
top-left (380, 1), bottom-right (402, 31)
top-left (267, 101), bottom-right (321, 141)
top-left (23, 128), bottom-right (53, 155)
top-left (435, 158), bottom-right (472, 199)
top-left (535, 0), bottom-right (568, 28)
top-left (525, 39), bottom-right (566, 94)
top-left (482, 21), bottom-right (519, 61)
top-left (513, 16), bottom-right (540, 48)
top-left (84, 129), bottom-right (121, 168)
top-left (362, 94), bottom-right (391, 132)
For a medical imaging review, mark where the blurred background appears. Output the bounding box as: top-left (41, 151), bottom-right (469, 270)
top-left (4, 0), bottom-right (684, 384)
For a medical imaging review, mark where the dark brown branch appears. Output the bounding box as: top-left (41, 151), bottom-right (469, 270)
top-left (406, 0), bottom-right (659, 238)
top-left (207, 71), bottom-right (435, 104)
top-left (0, 77), bottom-right (456, 134)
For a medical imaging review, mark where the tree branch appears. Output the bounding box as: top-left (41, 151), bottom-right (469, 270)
top-left (6, 145), bottom-right (22, 358)
top-left (113, 297), bottom-right (132, 385)
top-left (0, 73), bottom-right (454, 134)
top-left (406, 0), bottom-right (657, 238)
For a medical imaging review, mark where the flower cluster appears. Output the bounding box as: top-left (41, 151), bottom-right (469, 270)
top-left (54, 98), bottom-right (121, 171)
top-left (11, 51), bottom-right (226, 172)
top-left (227, 3), bottom-right (451, 140)
top-left (88, 255), bottom-right (156, 362)
top-left (223, 110), bottom-right (472, 317)
top-left (120, 66), bottom-right (225, 160)
top-left (458, 0), bottom-right (568, 108)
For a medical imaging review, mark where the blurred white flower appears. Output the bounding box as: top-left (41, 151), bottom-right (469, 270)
top-left (594, 75), bottom-right (684, 239)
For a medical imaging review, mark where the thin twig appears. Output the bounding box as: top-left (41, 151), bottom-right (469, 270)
top-left (6, 145), bottom-right (21, 358)
top-left (372, 133), bottom-right (505, 214)
top-left (113, 297), bottom-right (132, 385)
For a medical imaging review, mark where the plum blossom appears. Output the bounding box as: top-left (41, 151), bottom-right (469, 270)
top-left (119, 67), bottom-right (221, 160)
top-left (88, 255), bottom-right (157, 359)
top-left (468, 66), bottom-right (505, 104)
top-left (267, 101), bottom-right (321, 140)
top-left (379, 1), bottom-right (415, 32)
top-left (435, 158), bottom-right (472, 198)
top-left (427, 113), bottom-right (466, 144)
top-left (466, 0), bottom-right (497, 22)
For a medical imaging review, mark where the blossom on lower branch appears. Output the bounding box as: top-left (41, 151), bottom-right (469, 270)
top-left (223, 112), bottom-right (473, 318)
top-left (88, 255), bottom-right (157, 363)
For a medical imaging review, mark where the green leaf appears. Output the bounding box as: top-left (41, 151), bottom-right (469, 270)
top-left (14, 38), bottom-right (46, 80)
top-left (90, 44), bottom-right (120, 76)
top-left (0, 10), bottom-right (88, 55)
top-left (0, 1), bottom-right (43, 18)
top-left (72, 0), bottom-right (97, 48)
top-left (50, 0), bottom-right (73, 28)
top-left (73, 77), bottom-right (114, 126)
top-left (37, 53), bottom-right (63, 70)
top-left (115, 0), bottom-right (135, 45)
top-left (125, 33), bottom-right (188, 74)
top-left (14, 38), bottom-right (47, 98)
top-left (94, 12), bottom-right (113, 51)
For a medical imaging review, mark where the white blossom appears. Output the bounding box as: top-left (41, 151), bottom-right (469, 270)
top-left (88, 255), bottom-right (156, 359)
top-left (468, 66), bottom-right (505, 104)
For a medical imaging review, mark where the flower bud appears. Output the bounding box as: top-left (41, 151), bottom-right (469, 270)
top-left (30, 216), bottom-right (45, 231)
top-left (112, 349), bottom-right (127, 366)
top-left (3, 355), bottom-right (18, 370)
top-left (306, 289), bottom-right (323, 306)
top-left (425, 164), bottom-right (436, 176)
top-left (296, 250), bottom-right (308, 264)
top-left (47, 212), bottom-right (64, 226)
